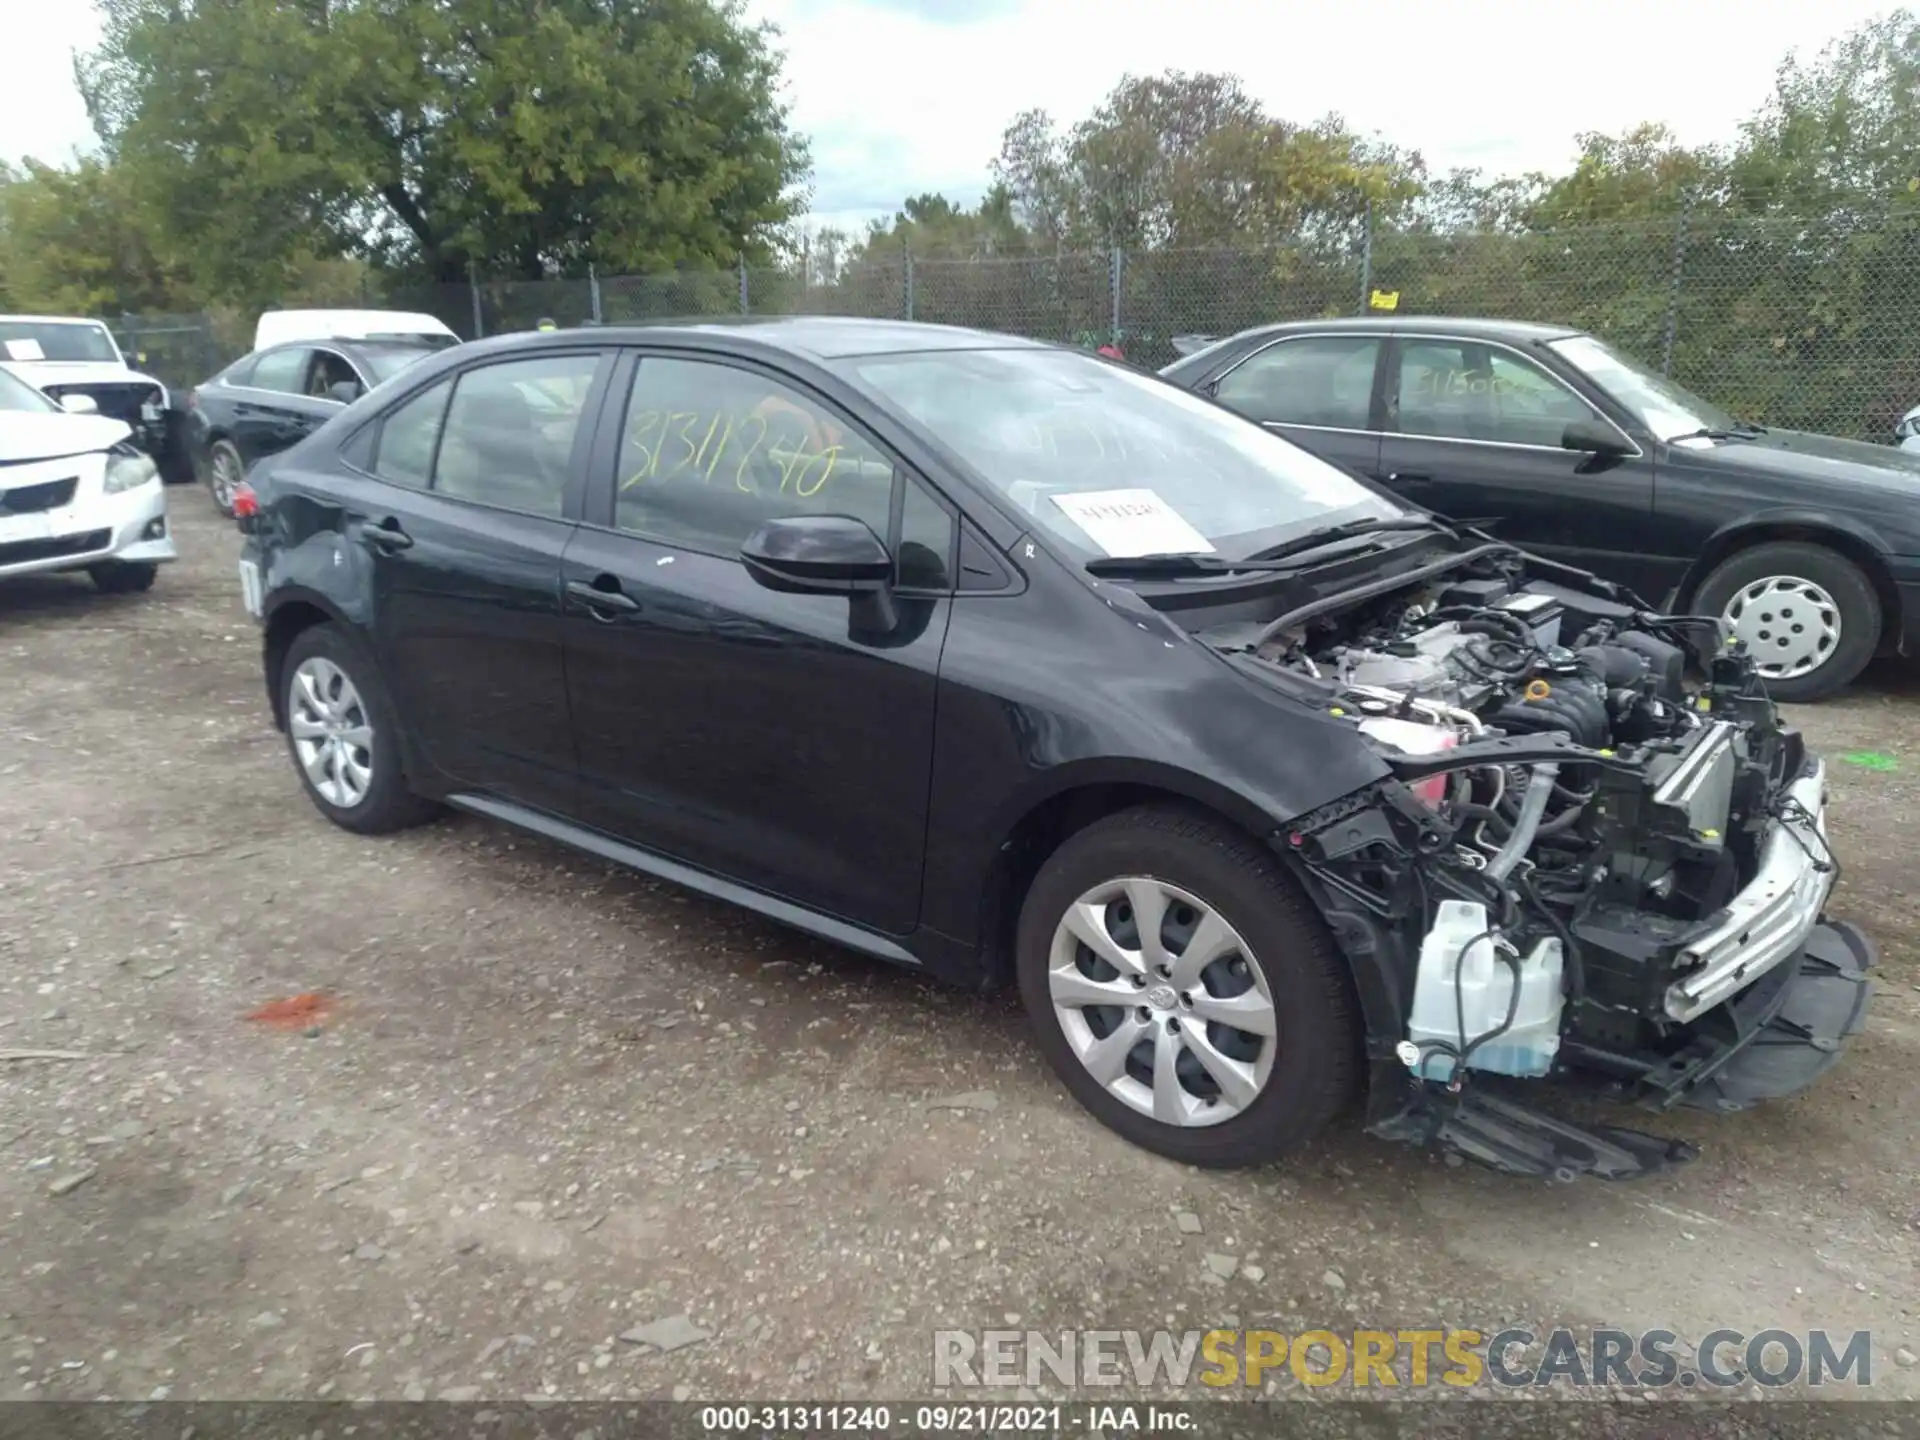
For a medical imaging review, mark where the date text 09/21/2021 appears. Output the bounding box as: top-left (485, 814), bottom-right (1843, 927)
top-left (698, 1405), bottom-right (1187, 1433)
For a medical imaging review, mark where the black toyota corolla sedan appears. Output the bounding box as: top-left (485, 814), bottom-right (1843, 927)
top-left (184, 336), bottom-right (446, 517)
top-left (229, 318), bottom-right (1875, 1177)
top-left (1161, 317), bottom-right (1920, 701)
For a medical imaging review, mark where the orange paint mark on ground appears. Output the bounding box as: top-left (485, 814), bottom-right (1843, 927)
top-left (246, 992), bottom-right (334, 1029)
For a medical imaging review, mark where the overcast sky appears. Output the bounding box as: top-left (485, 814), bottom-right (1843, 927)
top-left (2, 0), bottom-right (1899, 235)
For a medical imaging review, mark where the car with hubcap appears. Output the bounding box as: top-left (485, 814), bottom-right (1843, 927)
top-left (1161, 317), bottom-right (1920, 700)
top-left (230, 318), bottom-right (1874, 1175)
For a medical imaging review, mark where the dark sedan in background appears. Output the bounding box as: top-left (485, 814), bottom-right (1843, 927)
top-left (184, 336), bottom-right (446, 516)
top-left (1162, 317), bottom-right (1920, 700)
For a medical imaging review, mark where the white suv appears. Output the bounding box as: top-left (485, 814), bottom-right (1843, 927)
top-left (0, 364), bottom-right (175, 593)
top-left (0, 315), bottom-right (174, 466)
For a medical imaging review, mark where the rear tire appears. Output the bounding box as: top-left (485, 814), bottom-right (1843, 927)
top-left (282, 624), bottom-right (439, 835)
top-left (1694, 541), bottom-right (1878, 701)
top-left (1015, 804), bottom-right (1359, 1167)
top-left (88, 562), bottom-right (158, 594)
top-left (206, 439), bottom-right (244, 518)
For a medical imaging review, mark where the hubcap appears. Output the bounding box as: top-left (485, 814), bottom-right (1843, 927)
top-left (289, 657), bottom-right (374, 808)
top-left (210, 448), bottom-right (240, 510)
top-left (1047, 877), bottom-right (1276, 1128)
top-left (1721, 575), bottom-right (1841, 681)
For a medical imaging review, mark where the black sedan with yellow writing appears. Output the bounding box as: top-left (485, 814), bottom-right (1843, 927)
top-left (1161, 316), bottom-right (1920, 701)
top-left (228, 318), bottom-right (1874, 1179)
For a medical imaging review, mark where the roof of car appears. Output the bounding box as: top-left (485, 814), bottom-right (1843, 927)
top-left (472, 315), bottom-right (1055, 361)
top-left (1229, 316), bottom-right (1587, 343)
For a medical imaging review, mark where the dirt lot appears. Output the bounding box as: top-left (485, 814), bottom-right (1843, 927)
top-left (2, 497), bottom-right (1917, 1405)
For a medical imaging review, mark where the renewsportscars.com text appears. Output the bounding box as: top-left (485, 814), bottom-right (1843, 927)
top-left (932, 1327), bottom-right (1877, 1390)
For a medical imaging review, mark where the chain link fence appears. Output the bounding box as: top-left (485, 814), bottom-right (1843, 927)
top-left (109, 205), bottom-right (1920, 443)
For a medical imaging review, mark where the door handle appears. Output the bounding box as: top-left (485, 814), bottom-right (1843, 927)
top-left (567, 577), bottom-right (640, 618)
top-left (361, 517), bottom-right (414, 551)
top-left (1373, 470), bottom-right (1432, 485)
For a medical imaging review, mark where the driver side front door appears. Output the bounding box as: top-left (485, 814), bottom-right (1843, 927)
top-left (1373, 336), bottom-right (1665, 595)
top-left (560, 351), bottom-right (957, 934)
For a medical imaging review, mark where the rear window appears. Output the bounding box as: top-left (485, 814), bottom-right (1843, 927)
top-left (0, 320), bottom-right (120, 364)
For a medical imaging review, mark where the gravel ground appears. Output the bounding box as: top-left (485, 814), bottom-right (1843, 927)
top-left (2, 498), bottom-right (1917, 1405)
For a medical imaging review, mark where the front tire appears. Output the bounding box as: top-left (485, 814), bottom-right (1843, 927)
top-left (282, 625), bottom-right (439, 835)
top-left (1015, 804), bottom-right (1360, 1167)
top-left (1694, 541), bottom-right (1879, 701)
top-left (88, 562), bottom-right (158, 594)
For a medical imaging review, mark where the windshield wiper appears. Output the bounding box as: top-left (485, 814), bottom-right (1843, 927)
top-left (1669, 423), bottom-right (1766, 442)
top-left (1084, 515), bottom-right (1455, 579)
top-left (1240, 514), bottom-right (1457, 563)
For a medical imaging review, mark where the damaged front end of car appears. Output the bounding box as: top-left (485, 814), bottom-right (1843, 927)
top-left (1211, 550), bottom-right (1877, 1181)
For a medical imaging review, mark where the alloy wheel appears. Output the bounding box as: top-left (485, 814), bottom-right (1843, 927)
top-left (1047, 876), bottom-right (1276, 1128)
top-left (210, 447), bottom-right (241, 512)
top-left (289, 656), bottom-right (375, 808)
top-left (1721, 575), bottom-right (1841, 681)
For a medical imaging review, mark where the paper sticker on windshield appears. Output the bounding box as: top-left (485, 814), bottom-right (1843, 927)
top-left (1051, 488), bottom-right (1216, 558)
top-left (3, 339), bottom-right (45, 361)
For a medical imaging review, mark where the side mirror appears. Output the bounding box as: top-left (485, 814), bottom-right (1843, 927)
top-left (58, 393), bottom-right (98, 415)
top-left (741, 514), bottom-right (897, 628)
top-left (327, 380), bottom-right (363, 405)
top-left (1561, 419), bottom-right (1633, 458)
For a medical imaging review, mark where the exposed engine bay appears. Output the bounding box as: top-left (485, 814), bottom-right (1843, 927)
top-left (1204, 554), bottom-right (1877, 1180)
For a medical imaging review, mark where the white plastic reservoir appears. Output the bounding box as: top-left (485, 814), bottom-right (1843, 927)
top-left (1404, 900), bottom-right (1565, 1082)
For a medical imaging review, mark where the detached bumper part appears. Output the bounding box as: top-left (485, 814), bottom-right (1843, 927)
top-left (1665, 761), bottom-right (1832, 1022)
top-left (1663, 918), bottom-right (1875, 1113)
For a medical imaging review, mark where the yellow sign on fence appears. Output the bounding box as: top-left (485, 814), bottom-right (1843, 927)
top-left (1369, 288), bottom-right (1401, 312)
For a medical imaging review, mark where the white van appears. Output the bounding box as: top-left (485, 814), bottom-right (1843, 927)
top-left (252, 309), bottom-right (460, 352)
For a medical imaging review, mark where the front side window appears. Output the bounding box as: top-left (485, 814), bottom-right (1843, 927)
top-left (1395, 339), bottom-right (1594, 447)
top-left (614, 356), bottom-right (898, 556)
top-left (844, 347), bottom-right (1394, 562)
top-left (433, 354), bottom-right (600, 517)
top-left (1213, 335), bottom-right (1380, 430)
top-left (308, 350), bottom-right (361, 400)
top-left (1549, 334), bottom-right (1737, 442)
top-left (248, 347), bottom-right (313, 395)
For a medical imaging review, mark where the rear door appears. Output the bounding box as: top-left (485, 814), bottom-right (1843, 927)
top-left (1203, 332), bottom-right (1385, 481)
top-left (559, 348), bottom-right (954, 933)
top-left (343, 348), bottom-right (612, 810)
top-left (230, 345), bottom-right (327, 468)
top-left (1374, 335), bottom-right (1664, 593)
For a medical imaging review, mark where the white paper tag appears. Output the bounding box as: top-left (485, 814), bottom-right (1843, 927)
top-left (3, 339), bottom-right (45, 361)
top-left (1050, 487), bottom-right (1215, 558)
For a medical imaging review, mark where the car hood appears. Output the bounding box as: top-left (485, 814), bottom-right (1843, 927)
top-left (1687, 427), bottom-right (1920, 494)
top-left (0, 411), bottom-right (131, 462)
top-left (1, 360), bottom-right (166, 392)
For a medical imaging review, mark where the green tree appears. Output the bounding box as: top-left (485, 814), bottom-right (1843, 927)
top-left (0, 157), bottom-right (195, 315)
top-left (1729, 9), bottom-right (1920, 211)
top-left (989, 73), bottom-right (1425, 253)
top-left (79, 0), bottom-right (810, 299)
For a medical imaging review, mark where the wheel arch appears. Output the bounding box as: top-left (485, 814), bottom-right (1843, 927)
top-left (969, 762), bottom-right (1289, 990)
top-left (1675, 514), bottom-right (1901, 652)
top-left (262, 589), bottom-right (353, 731)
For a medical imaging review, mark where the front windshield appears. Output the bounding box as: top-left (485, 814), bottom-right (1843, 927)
top-left (844, 348), bottom-right (1398, 560)
top-left (0, 366), bottom-right (57, 413)
top-left (1549, 334), bottom-right (1740, 441)
top-left (0, 320), bottom-right (120, 364)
